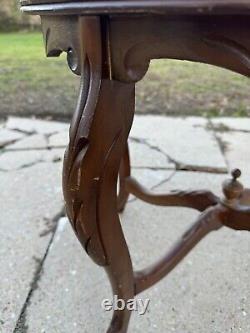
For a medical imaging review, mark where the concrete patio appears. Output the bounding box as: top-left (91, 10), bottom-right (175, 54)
top-left (1, 115), bottom-right (249, 333)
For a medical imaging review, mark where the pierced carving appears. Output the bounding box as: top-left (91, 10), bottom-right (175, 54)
top-left (62, 18), bottom-right (108, 266)
top-left (41, 15), bottom-right (81, 75)
top-left (42, 16), bottom-right (107, 265)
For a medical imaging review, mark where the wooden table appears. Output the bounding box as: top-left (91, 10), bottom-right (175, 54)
top-left (20, 1), bottom-right (250, 332)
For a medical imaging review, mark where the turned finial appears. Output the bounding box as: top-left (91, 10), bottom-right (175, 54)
top-left (222, 168), bottom-right (244, 201)
top-left (231, 168), bottom-right (241, 180)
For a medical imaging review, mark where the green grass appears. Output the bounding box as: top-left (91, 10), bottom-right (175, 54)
top-left (137, 59), bottom-right (250, 117)
top-left (0, 32), bottom-right (79, 119)
top-left (0, 32), bottom-right (74, 91)
top-left (0, 32), bottom-right (249, 119)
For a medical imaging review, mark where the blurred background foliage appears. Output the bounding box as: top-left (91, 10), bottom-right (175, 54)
top-left (0, 0), bottom-right (40, 31)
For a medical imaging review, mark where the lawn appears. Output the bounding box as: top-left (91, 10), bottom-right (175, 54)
top-left (0, 32), bottom-right (249, 120)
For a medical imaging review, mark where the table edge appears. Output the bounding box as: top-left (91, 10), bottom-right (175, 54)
top-left (20, 1), bottom-right (250, 16)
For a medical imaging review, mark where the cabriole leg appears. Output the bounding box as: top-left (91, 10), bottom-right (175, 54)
top-left (118, 143), bottom-right (131, 213)
top-left (43, 15), bottom-right (136, 332)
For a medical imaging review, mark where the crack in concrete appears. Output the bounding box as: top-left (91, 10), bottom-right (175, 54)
top-left (130, 136), bottom-right (227, 174)
top-left (2, 131), bottom-right (65, 152)
top-left (127, 170), bottom-right (176, 204)
top-left (44, 133), bottom-right (51, 146)
top-left (132, 165), bottom-right (227, 174)
top-left (0, 154), bottom-right (63, 172)
top-left (16, 160), bottom-right (44, 170)
top-left (1, 130), bottom-right (228, 174)
top-left (151, 170), bottom-right (176, 190)
top-left (206, 122), bottom-right (250, 134)
top-left (0, 132), bottom-right (29, 150)
top-left (4, 145), bottom-right (66, 152)
top-left (0, 139), bottom-right (22, 149)
top-left (0, 160), bottom-right (45, 172)
top-left (1, 124), bottom-right (67, 151)
top-left (13, 208), bottom-right (65, 333)
top-left (132, 166), bottom-right (175, 170)
top-left (130, 136), bottom-right (181, 168)
top-left (208, 119), bottom-right (230, 172)
top-left (4, 126), bottom-right (61, 136)
top-left (0, 131), bottom-right (35, 151)
top-left (39, 216), bottom-right (59, 237)
top-left (7, 129), bottom-right (36, 135)
top-left (0, 160), bottom-right (43, 172)
top-left (171, 164), bottom-right (227, 174)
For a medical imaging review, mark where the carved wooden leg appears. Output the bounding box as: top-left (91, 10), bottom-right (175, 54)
top-left (22, 9), bottom-right (250, 332)
top-left (118, 143), bottom-right (131, 212)
top-left (58, 17), bottom-right (136, 332)
top-left (87, 80), bottom-right (135, 333)
top-left (93, 81), bottom-right (135, 333)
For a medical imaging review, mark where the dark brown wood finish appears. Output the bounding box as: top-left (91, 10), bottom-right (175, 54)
top-left (21, 2), bottom-right (250, 332)
top-left (117, 143), bottom-right (131, 213)
top-left (20, 0), bottom-right (250, 15)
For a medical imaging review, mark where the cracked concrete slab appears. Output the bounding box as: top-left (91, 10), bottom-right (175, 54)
top-left (128, 169), bottom-right (175, 202)
top-left (0, 162), bottom-right (64, 333)
top-left (216, 131), bottom-right (250, 187)
top-left (23, 171), bottom-right (250, 333)
top-left (212, 117), bottom-right (250, 132)
top-left (7, 134), bottom-right (48, 150)
top-left (2, 115), bottom-right (249, 333)
top-left (0, 150), bottom-right (45, 171)
top-left (25, 217), bottom-right (111, 333)
top-left (0, 128), bottom-right (25, 148)
top-left (130, 169), bottom-right (174, 190)
top-left (0, 149), bottom-right (65, 171)
top-left (6, 117), bottom-right (69, 135)
top-left (129, 138), bottom-right (174, 169)
top-left (130, 116), bottom-right (227, 171)
top-left (42, 149), bottom-right (65, 163)
top-left (48, 130), bottom-right (69, 147)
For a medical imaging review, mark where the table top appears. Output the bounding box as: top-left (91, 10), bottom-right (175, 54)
top-left (20, 0), bottom-right (250, 15)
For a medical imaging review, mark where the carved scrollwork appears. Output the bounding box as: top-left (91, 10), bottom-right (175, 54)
top-left (63, 18), bottom-right (109, 266)
top-left (42, 16), bottom-right (250, 82)
top-left (41, 15), bottom-right (82, 75)
top-left (109, 16), bottom-right (250, 82)
top-left (41, 15), bottom-right (137, 273)
top-left (42, 16), bottom-right (108, 265)
top-left (203, 35), bottom-right (250, 70)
